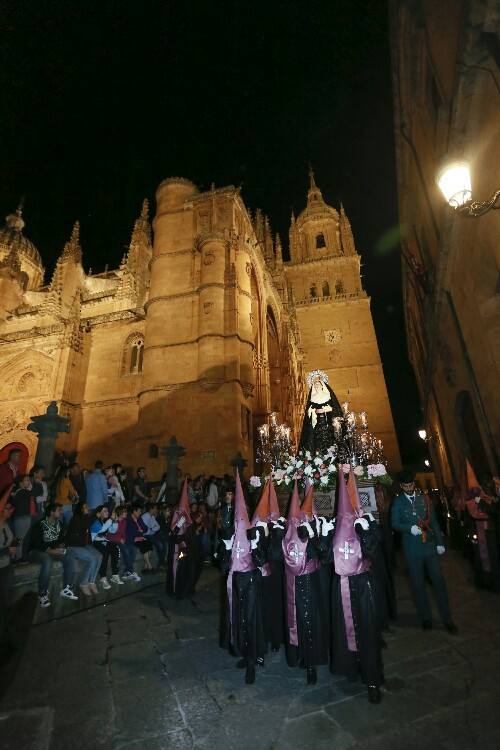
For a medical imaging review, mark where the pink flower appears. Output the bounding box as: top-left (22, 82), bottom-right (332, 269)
top-left (342, 464), bottom-right (351, 474)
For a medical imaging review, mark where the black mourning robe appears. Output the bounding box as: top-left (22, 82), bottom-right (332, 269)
top-left (330, 520), bottom-right (384, 687)
top-left (298, 383), bottom-right (343, 456)
top-left (166, 524), bottom-right (202, 599)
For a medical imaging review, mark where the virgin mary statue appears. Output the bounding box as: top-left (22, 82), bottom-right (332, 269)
top-left (298, 370), bottom-right (343, 454)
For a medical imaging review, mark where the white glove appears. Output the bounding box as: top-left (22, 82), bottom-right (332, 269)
top-left (256, 520), bottom-right (269, 537)
top-left (363, 513), bottom-right (375, 522)
top-left (272, 520), bottom-right (285, 531)
top-left (321, 518), bottom-right (335, 536)
top-left (314, 516), bottom-right (321, 537)
top-left (411, 525), bottom-right (422, 536)
top-left (437, 545), bottom-right (445, 555)
top-left (303, 520), bottom-right (314, 539)
top-left (222, 535), bottom-right (235, 551)
top-left (250, 530), bottom-right (260, 550)
top-left (278, 516), bottom-right (286, 525)
top-left (176, 516), bottom-right (186, 529)
top-left (354, 517), bottom-right (369, 532)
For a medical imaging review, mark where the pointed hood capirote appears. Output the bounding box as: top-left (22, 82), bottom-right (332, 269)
top-left (333, 468), bottom-right (369, 577)
top-left (170, 478), bottom-right (192, 531)
top-left (252, 480), bottom-right (271, 524)
top-left (301, 483), bottom-right (317, 519)
top-left (347, 468), bottom-right (361, 512)
top-left (287, 480), bottom-right (303, 522)
top-left (230, 470), bottom-right (253, 572)
top-left (269, 481), bottom-right (280, 520)
top-left (227, 471), bottom-right (255, 644)
top-left (466, 459), bottom-right (490, 500)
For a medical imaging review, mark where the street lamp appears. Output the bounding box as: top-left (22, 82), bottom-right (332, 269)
top-left (418, 429), bottom-right (428, 441)
top-left (436, 159), bottom-right (500, 217)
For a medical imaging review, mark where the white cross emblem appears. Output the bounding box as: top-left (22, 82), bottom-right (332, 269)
top-left (235, 540), bottom-right (244, 559)
top-left (339, 541), bottom-right (355, 560)
top-left (290, 543), bottom-right (304, 564)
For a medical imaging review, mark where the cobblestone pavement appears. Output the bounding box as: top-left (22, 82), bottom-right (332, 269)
top-left (1, 551), bottom-right (500, 750)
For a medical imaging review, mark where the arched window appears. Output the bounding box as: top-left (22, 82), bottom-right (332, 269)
top-left (335, 279), bottom-right (344, 295)
top-left (322, 281), bottom-right (330, 297)
top-left (316, 233), bottom-right (326, 249)
top-left (310, 284), bottom-right (318, 299)
top-left (121, 333), bottom-right (145, 376)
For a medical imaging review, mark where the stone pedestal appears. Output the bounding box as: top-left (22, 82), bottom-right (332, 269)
top-left (161, 436), bottom-right (186, 506)
top-left (27, 401), bottom-right (70, 477)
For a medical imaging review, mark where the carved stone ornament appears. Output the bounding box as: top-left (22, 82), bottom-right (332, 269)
top-left (203, 251), bottom-right (215, 266)
top-left (252, 352), bottom-right (268, 370)
top-left (324, 328), bottom-right (342, 345)
top-left (245, 262), bottom-right (252, 276)
top-left (328, 349), bottom-right (342, 363)
top-left (203, 301), bottom-right (214, 314)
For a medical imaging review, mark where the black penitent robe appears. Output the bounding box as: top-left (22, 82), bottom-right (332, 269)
top-left (285, 532), bottom-right (329, 669)
top-left (330, 521), bottom-right (384, 687)
top-left (298, 383), bottom-right (343, 455)
top-left (166, 525), bottom-right (202, 599)
top-left (371, 525), bottom-right (397, 628)
top-left (218, 533), bottom-right (267, 663)
top-left (260, 525), bottom-right (286, 650)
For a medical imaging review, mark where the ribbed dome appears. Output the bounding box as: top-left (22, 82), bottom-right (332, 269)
top-left (0, 207), bottom-right (44, 288)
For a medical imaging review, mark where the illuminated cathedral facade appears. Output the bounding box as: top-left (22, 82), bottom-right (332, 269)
top-left (0, 173), bottom-right (400, 475)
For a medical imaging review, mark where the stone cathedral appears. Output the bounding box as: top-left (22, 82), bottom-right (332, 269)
top-left (0, 173), bottom-right (400, 476)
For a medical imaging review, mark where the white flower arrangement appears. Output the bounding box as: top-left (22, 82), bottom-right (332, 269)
top-left (262, 449), bottom-right (391, 491)
top-left (249, 475), bottom-right (262, 488)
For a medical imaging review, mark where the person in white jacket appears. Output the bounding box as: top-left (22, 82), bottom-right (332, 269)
top-left (90, 506), bottom-right (123, 588)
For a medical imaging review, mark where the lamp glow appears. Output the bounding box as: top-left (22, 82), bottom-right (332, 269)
top-left (418, 429), bottom-right (427, 441)
top-left (424, 459), bottom-right (430, 468)
top-left (436, 161), bottom-right (472, 208)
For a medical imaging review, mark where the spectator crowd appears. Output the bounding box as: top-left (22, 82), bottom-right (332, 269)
top-left (0, 449), bottom-right (237, 614)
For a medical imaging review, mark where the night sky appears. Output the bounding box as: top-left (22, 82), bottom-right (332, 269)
top-left (0, 0), bottom-right (425, 468)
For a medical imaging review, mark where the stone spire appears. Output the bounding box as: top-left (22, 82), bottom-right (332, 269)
top-left (130, 198), bottom-right (151, 247)
top-left (309, 165), bottom-right (317, 190)
top-left (274, 233), bottom-right (283, 268)
top-left (264, 215), bottom-right (274, 266)
top-left (118, 199), bottom-right (152, 306)
top-left (306, 166), bottom-right (325, 207)
top-left (339, 202), bottom-right (355, 256)
top-left (288, 210), bottom-right (299, 262)
top-left (253, 208), bottom-right (264, 244)
top-left (5, 201), bottom-right (25, 233)
top-left (61, 221), bottom-right (82, 262)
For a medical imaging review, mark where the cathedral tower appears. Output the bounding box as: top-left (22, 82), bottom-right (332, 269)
top-left (285, 172), bottom-right (400, 468)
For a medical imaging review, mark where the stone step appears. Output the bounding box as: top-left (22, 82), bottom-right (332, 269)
top-left (10, 555), bottom-right (165, 624)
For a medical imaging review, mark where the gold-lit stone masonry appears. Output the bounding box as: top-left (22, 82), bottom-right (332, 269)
top-left (0, 177), bottom-right (400, 476)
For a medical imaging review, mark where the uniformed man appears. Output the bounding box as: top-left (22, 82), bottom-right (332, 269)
top-left (391, 471), bottom-right (457, 634)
